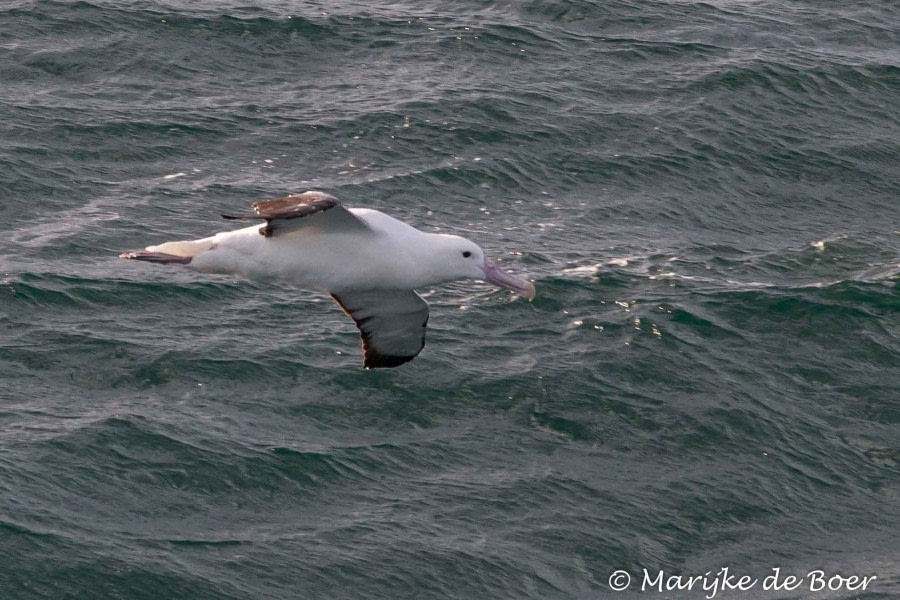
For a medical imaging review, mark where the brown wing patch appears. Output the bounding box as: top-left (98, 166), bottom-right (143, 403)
top-left (250, 192), bottom-right (339, 220)
top-left (331, 292), bottom-right (428, 369)
top-left (221, 191), bottom-right (340, 237)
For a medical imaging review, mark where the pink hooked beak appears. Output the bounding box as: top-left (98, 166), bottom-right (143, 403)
top-left (481, 257), bottom-right (536, 300)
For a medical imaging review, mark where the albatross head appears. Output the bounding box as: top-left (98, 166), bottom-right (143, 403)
top-left (427, 234), bottom-right (536, 300)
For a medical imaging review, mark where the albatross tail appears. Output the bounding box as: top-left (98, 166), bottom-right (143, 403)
top-left (119, 238), bottom-right (215, 265)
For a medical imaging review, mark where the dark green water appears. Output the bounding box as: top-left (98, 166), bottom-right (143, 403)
top-left (1, 1), bottom-right (898, 599)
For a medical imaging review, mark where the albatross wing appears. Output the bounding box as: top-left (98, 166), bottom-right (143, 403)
top-left (222, 191), bottom-right (370, 238)
top-left (331, 290), bottom-right (429, 369)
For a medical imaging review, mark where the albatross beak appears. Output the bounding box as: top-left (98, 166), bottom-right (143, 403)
top-left (482, 257), bottom-right (536, 300)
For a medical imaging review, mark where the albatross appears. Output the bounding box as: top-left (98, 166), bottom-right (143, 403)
top-left (120, 191), bottom-right (535, 368)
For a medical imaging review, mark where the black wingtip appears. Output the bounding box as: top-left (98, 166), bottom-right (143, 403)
top-left (363, 353), bottom-right (418, 369)
top-left (119, 251), bottom-right (192, 264)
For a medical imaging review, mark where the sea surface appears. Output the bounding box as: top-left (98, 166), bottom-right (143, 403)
top-left (1, 1), bottom-right (898, 599)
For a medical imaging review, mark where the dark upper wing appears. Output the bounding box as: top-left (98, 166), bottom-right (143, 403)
top-left (222, 191), bottom-right (370, 237)
top-left (331, 290), bottom-right (429, 369)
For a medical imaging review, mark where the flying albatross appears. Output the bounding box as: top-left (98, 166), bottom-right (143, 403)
top-left (120, 191), bottom-right (535, 368)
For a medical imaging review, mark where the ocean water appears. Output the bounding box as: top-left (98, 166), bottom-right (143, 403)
top-left (1, 1), bottom-right (898, 598)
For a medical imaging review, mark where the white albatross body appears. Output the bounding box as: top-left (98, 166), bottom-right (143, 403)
top-left (175, 208), bottom-right (467, 293)
top-left (121, 191), bottom-right (535, 368)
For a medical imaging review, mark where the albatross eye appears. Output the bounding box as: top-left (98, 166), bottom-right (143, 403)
top-left (462, 251), bottom-right (472, 258)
